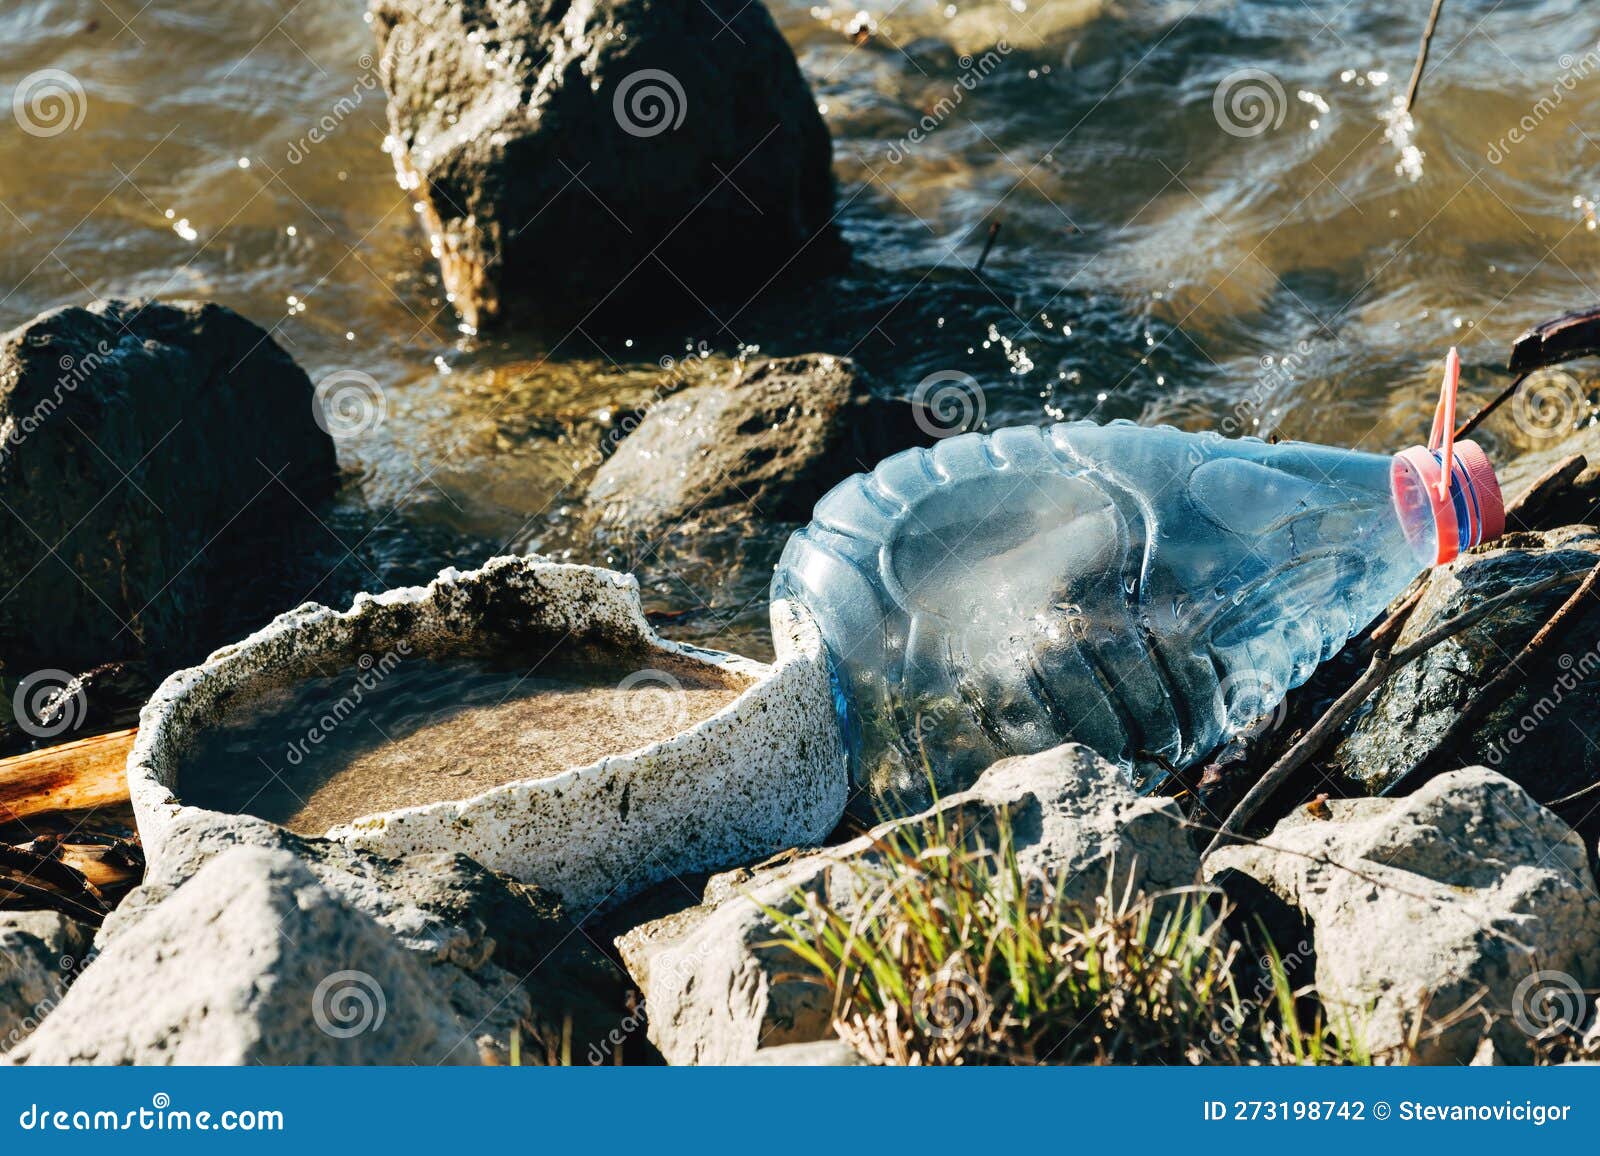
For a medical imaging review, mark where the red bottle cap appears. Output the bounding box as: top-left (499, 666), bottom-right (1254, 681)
top-left (1393, 440), bottom-right (1504, 565)
top-left (1391, 349), bottom-right (1505, 566)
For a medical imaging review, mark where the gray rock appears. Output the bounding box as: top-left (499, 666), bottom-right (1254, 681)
top-left (1333, 525), bottom-right (1600, 798)
top-left (0, 912), bottom-right (95, 1057)
top-left (0, 299), bottom-right (337, 676)
top-left (102, 808), bottom-right (632, 1064)
top-left (11, 847), bottom-right (480, 1065)
top-left (370, 0), bottom-right (836, 329)
top-left (1206, 767), bottom-right (1600, 1064)
top-left (587, 355), bottom-right (924, 533)
top-left (747, 1040), bottom-right (869, 1066)
top-left (618, 743), bottom-right (1196, 1065)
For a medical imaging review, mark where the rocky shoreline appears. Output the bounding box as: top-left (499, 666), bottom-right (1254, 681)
top-left (4, 0), bottom-right (1600, 1067)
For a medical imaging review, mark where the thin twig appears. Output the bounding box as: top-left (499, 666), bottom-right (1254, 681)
top-left (1547, 777), bottom-right (1600, 811)
top-left (1404, 0), bottom-right (1448, 112)
top-left (1204, 568), bottom-right (1592, 854)
top-left (1454, 370), bottom-right (1529, 440)
top-left (1368, 582), bottom-right (1425, 650)
top-left (1504, 453), bottom-right (1587, 530)
top-left (974, 220), bottom-right (1001, 274)
top-left (1384, 556), bottom-right (1600, 797)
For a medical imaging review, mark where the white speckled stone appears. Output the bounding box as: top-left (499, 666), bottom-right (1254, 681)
top-left (130, 555), bottom-right (846, 911)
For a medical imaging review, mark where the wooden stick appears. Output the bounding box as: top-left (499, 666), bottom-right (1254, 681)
top-left (1505, 453), bottom-right (1587, 529)
top-left (1453, 370), bottom-right (1529, 441)
top-left (0, 727), bottom-right (136, 825)
top-left (1405, 0), bottom-right (1448, 112)
top-left (974, 220), bottom-right (1001, 274)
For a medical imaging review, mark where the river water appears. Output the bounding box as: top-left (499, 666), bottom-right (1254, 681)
top-left (3, 0), bottom-right (1599, 661)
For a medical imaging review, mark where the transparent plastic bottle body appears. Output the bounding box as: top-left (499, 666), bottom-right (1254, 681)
top-left (772, 421), bottom-right (1438, 803)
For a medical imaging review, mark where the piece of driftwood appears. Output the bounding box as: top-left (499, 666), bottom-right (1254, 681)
top-left (1505, 453), bottom-right (1588, 531)
top-left (0, 727), bottom-right (136, 825)
top-left (1404, 0), bottom-right (1447, 112)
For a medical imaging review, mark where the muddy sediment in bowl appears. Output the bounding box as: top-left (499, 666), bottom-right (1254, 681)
top-left (180, 648), bottom-right (752, 836)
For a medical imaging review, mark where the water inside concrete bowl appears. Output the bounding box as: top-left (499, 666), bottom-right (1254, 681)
top-left (178, 646), bottom-right (751, 836)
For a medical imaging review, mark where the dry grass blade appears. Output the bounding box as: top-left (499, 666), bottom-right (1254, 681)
top-left (763, 803), bottom-right (1379, 1065)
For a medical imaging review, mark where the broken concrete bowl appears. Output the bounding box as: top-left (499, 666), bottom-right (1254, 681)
top-left (128, 555), bottom-right (846, 909)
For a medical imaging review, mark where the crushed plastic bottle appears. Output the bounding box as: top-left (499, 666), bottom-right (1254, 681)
top-left (771, 350), bottom-right (1503, 804)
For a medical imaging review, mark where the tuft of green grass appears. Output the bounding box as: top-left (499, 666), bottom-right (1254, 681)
top-left (763, 801), bottom-right (1376, 1066)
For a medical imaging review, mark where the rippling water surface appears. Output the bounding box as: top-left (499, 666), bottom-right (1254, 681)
top-left (4, 0), bottom-right (1600, 659)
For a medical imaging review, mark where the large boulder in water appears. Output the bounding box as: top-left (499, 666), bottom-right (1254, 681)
top-left (0, 299), bottom-right (337, 680)
top-left (1332, 525), bottom-right (1600, 802)
top-left (369, 0), bottom-right (837, 329)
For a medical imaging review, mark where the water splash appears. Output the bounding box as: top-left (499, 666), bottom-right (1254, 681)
top-left (1381, 95), bottom-right (1425, 182)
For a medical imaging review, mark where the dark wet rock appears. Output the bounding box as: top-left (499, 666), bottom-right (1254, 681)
top-left (11, 848), bottom-right (480, 1065)
top-left (102, 809), bottom-right (633, 1064)
top-left (617, 743), bottom-right (1196, 1064)
top-left (0, 911), bottom-right (94, 1056)
top-left (0, 299), bottom-right (338, 677)
top-left (370, 0), bottom-right (837, 330)
top-left (1206, 768), bottom-right (1600, 1064)
top-left (586, 355), bottom-right (925, 535)
top-left (1332, 525), bottom-right (1600, 799)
